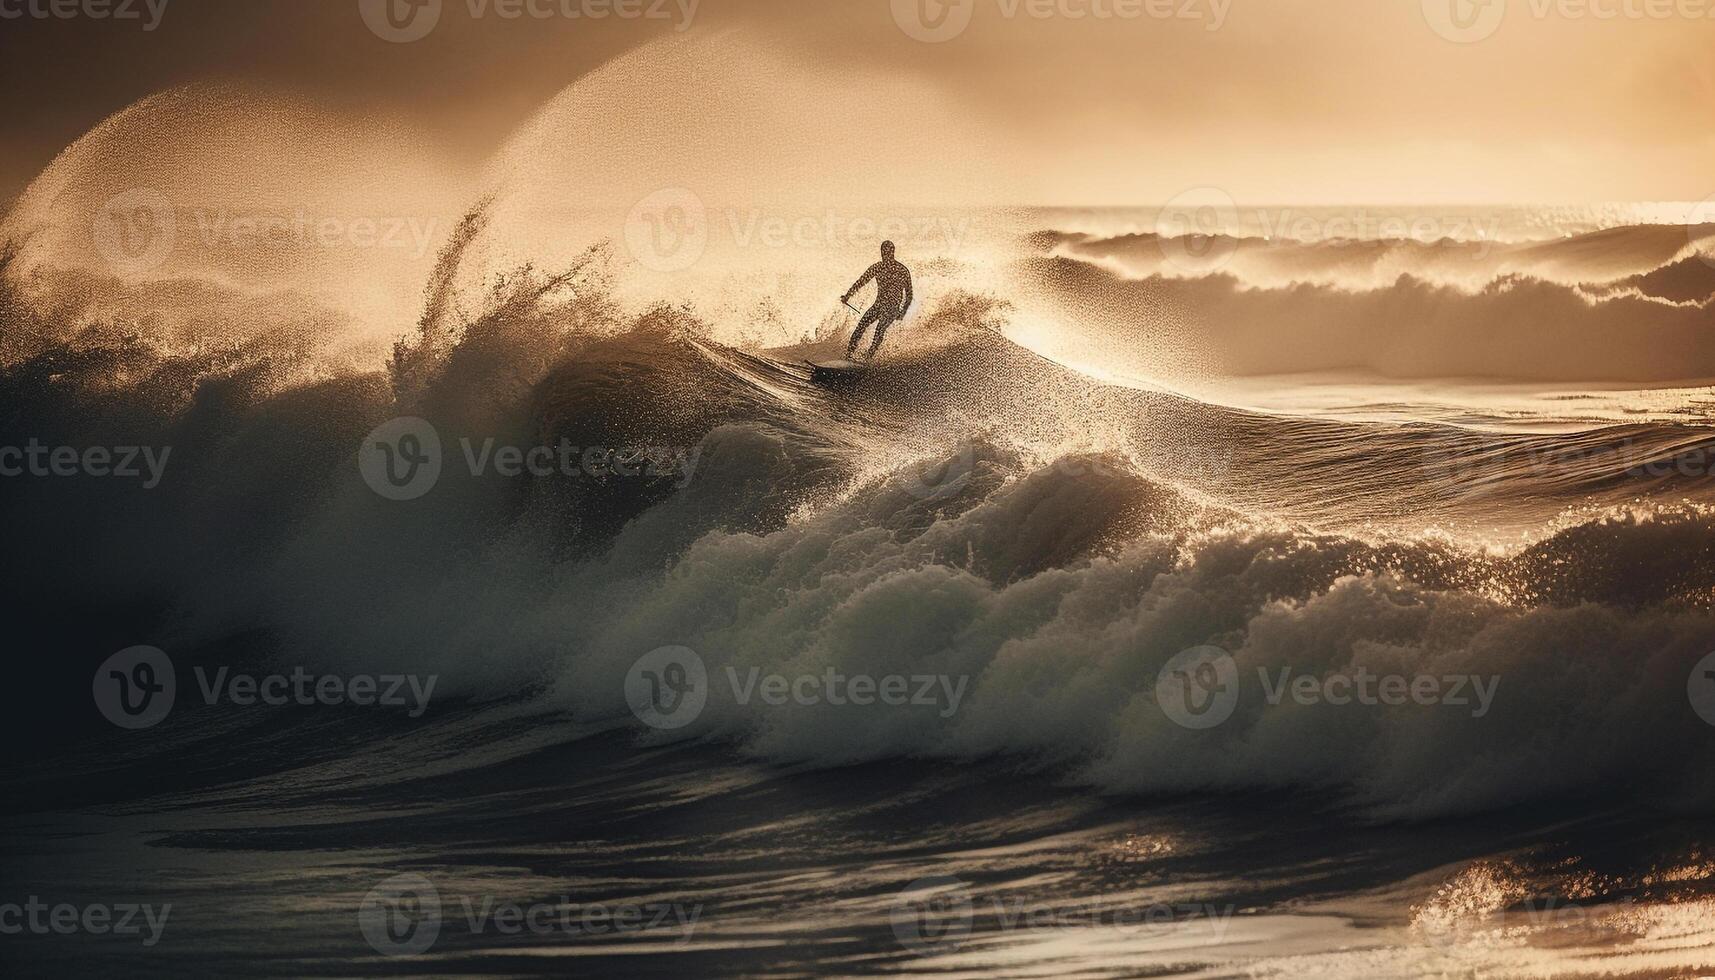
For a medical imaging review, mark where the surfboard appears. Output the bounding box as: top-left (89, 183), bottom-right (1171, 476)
top-left (806, 359), bottom-right (866, 385)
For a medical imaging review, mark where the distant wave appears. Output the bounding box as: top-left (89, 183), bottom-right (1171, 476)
top-left (1020, 250), bottom-right (1715, 383)
top-left (1585, 253), bottom-right (1715, 305)
top-left (1031, 222), bottom-right (1715, 294)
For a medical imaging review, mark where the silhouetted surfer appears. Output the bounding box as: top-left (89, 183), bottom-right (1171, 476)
top-left (842, 241), bottom-right (914, 362)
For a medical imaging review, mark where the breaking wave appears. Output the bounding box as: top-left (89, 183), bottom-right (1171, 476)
top-left (5, 213), bottom-right (1714, 822)
top-left (4, 27), bottom-right (1714, 825)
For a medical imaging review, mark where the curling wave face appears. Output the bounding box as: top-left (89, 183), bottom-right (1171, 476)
top-left (4, 221), bottom-right (1714, 821)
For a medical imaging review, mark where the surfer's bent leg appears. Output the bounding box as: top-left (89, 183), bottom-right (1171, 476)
top-left (848, 307), bottom-right (883, 359)
top-left (864, 315), bottom-right (895, 360)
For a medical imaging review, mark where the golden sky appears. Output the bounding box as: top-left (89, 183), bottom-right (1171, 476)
top-left (3, 0), bottom-right (1713, 204)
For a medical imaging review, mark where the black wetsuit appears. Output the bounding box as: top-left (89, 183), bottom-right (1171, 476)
top-left (844, 257), bottom-right (914, 360)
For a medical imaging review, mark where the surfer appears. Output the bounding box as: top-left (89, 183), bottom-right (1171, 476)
top-left (842, 240), bottom-right (913, 362)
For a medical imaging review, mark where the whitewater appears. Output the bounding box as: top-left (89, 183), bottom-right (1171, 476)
top-left (3, 29), bottom-right (1715, 979)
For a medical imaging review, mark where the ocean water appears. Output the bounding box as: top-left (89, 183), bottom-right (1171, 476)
top-left (4, 189), bottom-right (1715, 976)
top-left (4, 51), bottom-right (1715, 977)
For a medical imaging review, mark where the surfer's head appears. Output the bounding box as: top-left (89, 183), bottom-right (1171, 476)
top-left (880, 240), bottom-right (896, 260)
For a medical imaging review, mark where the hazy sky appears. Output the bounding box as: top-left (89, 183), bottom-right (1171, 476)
top-left (4, 0), bottom-right (1714, 203)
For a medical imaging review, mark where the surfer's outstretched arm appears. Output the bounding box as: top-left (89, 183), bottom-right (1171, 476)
top-left (843, 263), bottom-right (880, 302)
top-left (901, 268), bottom-right (914, 318)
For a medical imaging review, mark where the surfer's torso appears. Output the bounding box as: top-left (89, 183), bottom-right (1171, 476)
top-left (853, 258), bottom-right (912, 313)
